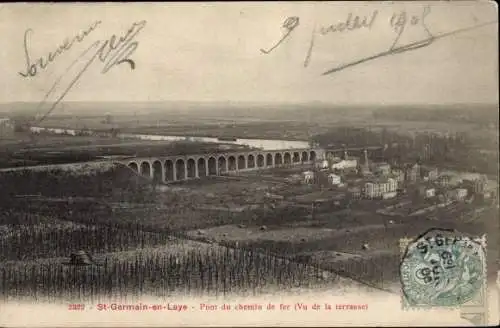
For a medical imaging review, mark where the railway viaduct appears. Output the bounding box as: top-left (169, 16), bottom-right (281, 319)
top-left (120, 148), bottom-right (324, 183)
top-left (120, 145), bottom-right (384, 184)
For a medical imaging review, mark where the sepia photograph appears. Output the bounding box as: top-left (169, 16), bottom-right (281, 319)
top-left (0, 1), bottom-right (498, 326)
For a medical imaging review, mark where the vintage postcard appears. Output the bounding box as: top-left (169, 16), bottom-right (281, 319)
top-left (0, 1), bottom-right (498, 326)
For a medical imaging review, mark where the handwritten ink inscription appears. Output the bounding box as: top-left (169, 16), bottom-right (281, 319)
top-left (388, 8), bottom-right (433, 53)
top-left (318, 11), bottom-right (379, 36)
top-left (260, 16), bottom-right (300, 54)
top-left (18, 20), bottom-right (103, 78)
top-left (304, 10), bottom-right (379, 68)
top-left (18, 20), bottom-right (147, 122)
top-left (262, 6), bottom-right (497, 76)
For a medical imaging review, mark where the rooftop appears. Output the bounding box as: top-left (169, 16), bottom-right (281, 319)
top-left (365, 177), bottom-right (395, 184)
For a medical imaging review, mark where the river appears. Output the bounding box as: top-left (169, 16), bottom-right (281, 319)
top-left (29, 127), bottom-right (311, 151)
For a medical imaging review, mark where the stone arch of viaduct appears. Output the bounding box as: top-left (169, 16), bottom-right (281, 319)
top-left (123, 148), bottom-right (322, 183)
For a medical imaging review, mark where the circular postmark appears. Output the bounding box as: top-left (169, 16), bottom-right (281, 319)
top-left (400, 228), bottom-right (486, 307)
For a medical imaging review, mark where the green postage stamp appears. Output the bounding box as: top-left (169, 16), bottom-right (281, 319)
top-left (399, 228), bottom-right (488, 324)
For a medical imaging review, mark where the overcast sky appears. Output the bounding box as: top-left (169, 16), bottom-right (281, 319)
top-left (0, 2), bottom-right (498, 106)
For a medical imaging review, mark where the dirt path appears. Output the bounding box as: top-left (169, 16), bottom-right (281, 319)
top-left (187, 223), bottom-right (401, 243)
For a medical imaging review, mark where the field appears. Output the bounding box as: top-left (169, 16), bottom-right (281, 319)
top-left (0, 216), bottom-right (344, 303)
top-left (0, 164), bottom-right (372, 302)
top-left (2, 161), bottom-right (497, 303)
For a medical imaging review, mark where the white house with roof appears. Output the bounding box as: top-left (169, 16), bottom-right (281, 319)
top-left (331, 159), bottom-right (358, 171)
top-left (364, 177), bottom-right (398, 199)
top-left (302, 170), bottom-right (315, 184)
top-left (328, 173), bottom-right (342, 185)
top-left (318, 160), bottom-right (329, 169)
top-left (373, 162), bottom-right (391, 176)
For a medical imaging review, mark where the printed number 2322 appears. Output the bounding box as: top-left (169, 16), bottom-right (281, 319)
top-left (68, 304), bottom-right (85, 311)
